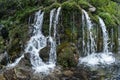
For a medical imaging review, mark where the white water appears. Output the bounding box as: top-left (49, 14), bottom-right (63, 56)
top-left (25, 7), bottom-right (61, 74)
top-left (5, 7), bottom-right (61, 74)
top-left (6, 54), bottom-right (24, 68)
top-left (78, 10), bottom-right (115, 66)
top-left (82, 9), bottom-right (96, 55)
top-left (49, 7), bottom-right (61, 63)
top-left (99, 17), bottom-right (109, 53)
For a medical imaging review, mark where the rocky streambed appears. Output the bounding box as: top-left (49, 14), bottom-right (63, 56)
top-left (1, 54), bottom-right (120, 80)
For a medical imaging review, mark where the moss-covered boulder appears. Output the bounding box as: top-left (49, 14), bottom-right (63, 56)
top-left (57, 42), bottom-right (79, 68)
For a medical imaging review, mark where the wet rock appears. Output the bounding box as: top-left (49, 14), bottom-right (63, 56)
top-left (0, 74), bottom-right (5, 80)
top-left (63, 70), bottom-right (73, 77)
top-left (88, 4), bottom-right (96, 12)
top-left (14, 68), bottom-right (31, 80)
top-left (17, 53), bottom-right (31, 68)
top-left (3, 69), bottom-right (17, 80)
top-left (0, 27), bottom-right (9, 40)
top-left (39, 46), bottom-right (50, 62)
top-left (0, 53), bottom-right (5, 62)
top-left (0, 52), bottom-right (9, 66)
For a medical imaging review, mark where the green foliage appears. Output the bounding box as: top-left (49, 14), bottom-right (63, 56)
top-left (44, 2), bottom-right (61, 13)
top-left (7, 24), bottom-right (28, 60)
top-left (99, 12), bottom-right (116, 27)
top-left (78, 0), bottom-right (90, 9)
top-left (62, 1), bottom-right (80, 11)
top-left (15, 7), bottom-right (40, 23)
top-left (88, 0), bottom-right (120, 26)
top-left (87, 0), bottom-right (110, 7)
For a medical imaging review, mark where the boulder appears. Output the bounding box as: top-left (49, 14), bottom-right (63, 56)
top-left (39, 46), bottom-right (50, 62)
top-left (57, 42), bottom-right (79, 68)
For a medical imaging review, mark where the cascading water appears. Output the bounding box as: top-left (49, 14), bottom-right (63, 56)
top-left (49, 7), bottom-right (61, 64)
top-left (78, 10), bottom-right (115, 66)
top-left (6, 54), bottom-right (24, 68)
top-left (25, 10), bottom-right (47, 68)
top-left (82, 9), bottom-right (96, 56)
top-left (6, 7), bottom-right (61, 74)
top-left (25, 7), bottom-right (61, 74)
top-left (99, 17), bottom-right (109, 53)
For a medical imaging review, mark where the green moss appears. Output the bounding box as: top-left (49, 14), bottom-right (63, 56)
top-left (89, 13), bottom-right (99, 24)
top-left (7, 24), bottom-right (28, 61)
top-left (78, 0), bottom-right (90, 10)
top-left (57, 42), bottom-right (78, 68)
top-left (62, 1), bottom-right (81, 11)
top-left (15, 7), bottom-right (40, 23)
top-left (43, 2), bottom-right (61, 13)
top-left (99, 12), bottom-right (116, 27)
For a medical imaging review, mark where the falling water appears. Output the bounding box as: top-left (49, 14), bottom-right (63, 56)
top-left (82, 9), bottom-right (96, 55)
top-left (99, 17), bottom-right (109, 53)
top-left (49, 7), bottom-right (61, 63)
top-left (25, 10), bottom-right (46, 68)
top-left (5, 7), bottom-right (61, 74)
top-left (6, 54), bottom-right (24, 68)
top-left (25, 7), bottom-right (61, 74)
top-left (78, 10), bottom-right (115, 66)
top-left (82, 10), bottom-right (86, 55)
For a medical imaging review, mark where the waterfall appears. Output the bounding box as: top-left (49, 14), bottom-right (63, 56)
top-left (98, 17), bottom-right (109, 53)
top-left (82, 9), bottom-right (96, 55)
top-left (25, 7), bottom-right (61, 74)
top-left (25, 10), bottom-right (46, 67)
top-left (6, 7), bottom-right (61, 74)
top-left (49, 7), bottom-right (61, 63)
top-left (78, 10), bottom-right (115, 66)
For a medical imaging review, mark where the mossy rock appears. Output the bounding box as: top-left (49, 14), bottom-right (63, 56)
top-left (62, 1), bottom-right (81, 12)
top-left (43, 2), bottom-right (61, 13)
top-left (78, 0), bottom-right (90, 10)
top-left (57, 42), bottom-right (79, 68)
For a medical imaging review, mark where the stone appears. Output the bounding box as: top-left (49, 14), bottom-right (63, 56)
top-left (39, 46), bottom-right (50, 62)
top-left (0, 74), bottom-right (5, 80)
top-left (14, 68), bottom-right (31, 79)
top-left (63, 70), bottom-right (73, 77)
top-left (88, 4), bottom-right (96, 12)
top-left (3, 69), bottom-right (17, 80)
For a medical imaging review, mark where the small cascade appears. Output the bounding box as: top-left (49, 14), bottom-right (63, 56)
top-left (82, 9), bottom-right (96, 55)
top-left (25, 10), bottom-right (46, 67)
top-left (98, 17), bottom-right (109, 53)
top-left (49, 7), bottom-right (61, 63)
top-left (24, 7), bottom-right (61, 74)
top-left (78, 10), bottom-right (115, 66)
top-left (5, 7), bottom-right (61, 74)
top-left (6, 54), bottom-right (24, 68)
